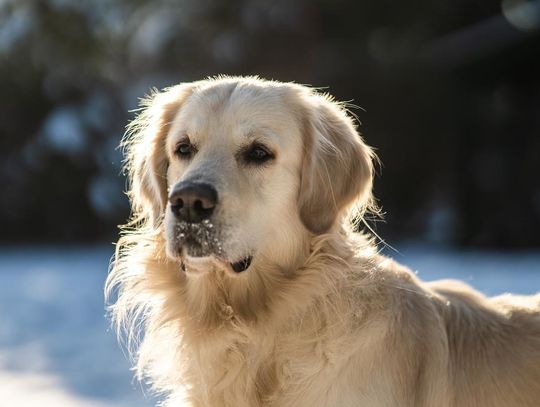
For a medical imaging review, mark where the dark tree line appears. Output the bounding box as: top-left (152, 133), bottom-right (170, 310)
top-left (1, 0), bottom-right (539, 247)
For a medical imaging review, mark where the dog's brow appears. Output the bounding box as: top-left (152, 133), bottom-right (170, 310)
top-left (243, 128), bottom-right (278, 143)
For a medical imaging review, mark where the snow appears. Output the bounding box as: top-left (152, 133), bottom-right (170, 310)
top-left (0, 244), bottom-right (538, 406)
top-left (389, 243), bottom-right (540, 295)
top-left (0, 246), bottom-right (155, 407)
top-left (0, 368), bottom-right (109, 407)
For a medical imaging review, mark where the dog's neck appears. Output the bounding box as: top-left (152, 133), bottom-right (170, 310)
top-left (175, 228), bottom-right (370, 336)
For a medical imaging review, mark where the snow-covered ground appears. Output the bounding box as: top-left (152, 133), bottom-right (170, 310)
top-left (0, 246), bottom-right (155, 407)
top-left (0, 244), bottom-right (539, 406)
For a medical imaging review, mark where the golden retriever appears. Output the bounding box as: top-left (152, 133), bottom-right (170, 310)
top-left (106, 76), bottom-right (540, 407)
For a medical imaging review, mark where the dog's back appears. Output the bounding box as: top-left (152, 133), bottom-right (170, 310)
top-left (419, 278), bottom-right (540, 406)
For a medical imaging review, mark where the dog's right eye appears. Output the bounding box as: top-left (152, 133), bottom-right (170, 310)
top-left (175, 141), bottom-right (196, 159)
top-left (241, 142), bottom-right (275, 166)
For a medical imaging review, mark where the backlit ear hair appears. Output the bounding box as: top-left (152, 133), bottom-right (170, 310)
top-left (123, 84), bottom-right (194, 227)
top-left (298, 93), bottom-right (375, 234)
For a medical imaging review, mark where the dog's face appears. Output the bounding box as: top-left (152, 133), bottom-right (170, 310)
top-left (127, 78), bottom-right (374, 276)
top-left (163, 81), bottom-right (306, 274)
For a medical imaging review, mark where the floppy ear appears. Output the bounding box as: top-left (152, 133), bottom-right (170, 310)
top-left (298, 94), bottom-right (374, 234)
top-left (123, 84), bottom-right (194, 226)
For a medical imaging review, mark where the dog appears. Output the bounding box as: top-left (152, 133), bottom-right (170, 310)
top-left (106, 76), bottom-right (540, 406)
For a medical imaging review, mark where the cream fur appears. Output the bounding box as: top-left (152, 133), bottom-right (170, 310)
top-left (106, 76), bottom-right (540, 407)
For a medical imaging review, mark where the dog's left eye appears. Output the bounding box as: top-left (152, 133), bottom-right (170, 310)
top-left (243, 143), bottom-right (274, 165)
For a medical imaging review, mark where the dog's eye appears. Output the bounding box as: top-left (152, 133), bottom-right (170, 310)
top-left (243, 143), bottom-right (274, 165)
top-left (175, 141), bottom-right (196, 158)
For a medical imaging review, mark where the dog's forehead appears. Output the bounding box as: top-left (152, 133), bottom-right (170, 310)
top-left (172, 82), bottom-right (301, 145)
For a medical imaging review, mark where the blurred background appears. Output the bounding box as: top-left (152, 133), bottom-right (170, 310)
top-left (0, 0), bottom-right (539, 405)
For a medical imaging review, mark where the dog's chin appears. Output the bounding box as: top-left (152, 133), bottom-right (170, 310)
top-left (182, 254), bottom-right (253, 276)
top-left (167, 242), bottom-right (253, 276)
top-left (182, 255), bottom-right (216, 275)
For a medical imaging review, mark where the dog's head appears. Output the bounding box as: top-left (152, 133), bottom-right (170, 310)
top-left (125, 77), bottom-right (374, 276)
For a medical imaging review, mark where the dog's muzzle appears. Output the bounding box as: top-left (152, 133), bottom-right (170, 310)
top-left (168, 181), bottom-right (220, 257)
top-left (168, 181), bottom-right (252, 272)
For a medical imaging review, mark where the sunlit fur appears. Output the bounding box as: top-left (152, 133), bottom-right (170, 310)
top-left (106, 76), bottom-right (540, 407)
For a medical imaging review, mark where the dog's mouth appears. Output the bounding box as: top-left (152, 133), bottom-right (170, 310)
top-left (230, 256), bottom-right (252, 273)
top-left (181, 254), bottom-right (253, 274)
top-left (174, 223), bottom-right (253, 273)
top-left (175, 220), bottom-right (222, 258)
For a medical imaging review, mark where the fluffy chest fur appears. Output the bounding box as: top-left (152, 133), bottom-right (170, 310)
top-left (169, 286), bottom-right (392, 407)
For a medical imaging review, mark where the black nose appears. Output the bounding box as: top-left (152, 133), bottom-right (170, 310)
top-left (169, 181), bottom-right (218, 223)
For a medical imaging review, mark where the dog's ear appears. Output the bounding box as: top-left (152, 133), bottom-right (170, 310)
top-left (298, 94), bottom-right (374, 234)
top-left (124, 84), bottom-right (194, 226)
